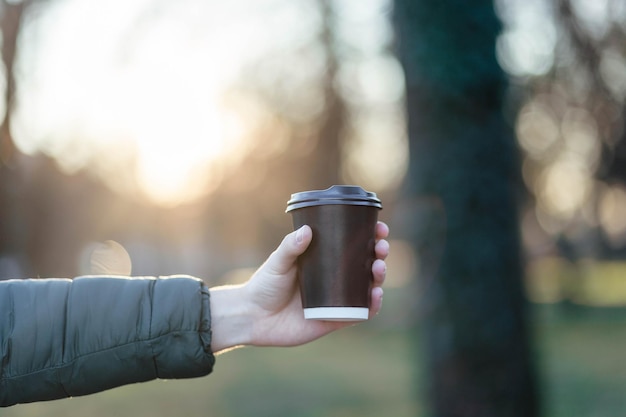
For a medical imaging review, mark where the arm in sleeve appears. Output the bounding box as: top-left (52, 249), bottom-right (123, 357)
top-left (0, 275), bottom-right (215, 407)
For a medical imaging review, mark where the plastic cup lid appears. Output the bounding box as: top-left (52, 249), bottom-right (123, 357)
top-left (286, 185), bottom-right (382, 212)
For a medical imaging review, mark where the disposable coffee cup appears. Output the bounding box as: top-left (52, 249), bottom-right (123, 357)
top-left (286, 185), bottom-right (382, 321)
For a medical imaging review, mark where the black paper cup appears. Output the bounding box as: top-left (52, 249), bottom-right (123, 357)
top-left (286, 185), bottom-right (383, 321)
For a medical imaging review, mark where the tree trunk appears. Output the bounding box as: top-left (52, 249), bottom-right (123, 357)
top-left (309, 0), bottom-right (344, 188)
top-left (0, 1), bottom-right (28, 275)
top-left (393, 1), bottom-right (540, 416)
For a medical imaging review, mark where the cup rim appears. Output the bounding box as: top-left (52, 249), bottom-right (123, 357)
top-left (286, 185), bottom-right (382, 212)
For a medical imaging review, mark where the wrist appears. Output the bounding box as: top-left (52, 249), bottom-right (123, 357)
top-left (209, 285), bottom-right (253, 353)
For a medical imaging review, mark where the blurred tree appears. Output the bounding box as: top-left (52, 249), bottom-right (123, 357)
top-left (555, 0), bottom-right (626, 187)
top-left (231, 0), bottom-right (346, 191)
top-left (393, 0), bottom-right (539, 416)
top-left (0, 0), bottom-right (32, 275)
top-left (310, 0), bottom-right (344, 188)
top-left (0, 0), bottom-right (24, 165)
top-left (0, 0), bottom-right (98, 279)
top-left (522, 0), bottom-right (626, 259)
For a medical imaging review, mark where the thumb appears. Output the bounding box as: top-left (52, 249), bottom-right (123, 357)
top-left (265, 225), bottom-right (312, 275)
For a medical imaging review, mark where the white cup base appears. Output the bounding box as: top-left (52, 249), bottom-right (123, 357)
top-left (303, 307), bottom-right (369, 321)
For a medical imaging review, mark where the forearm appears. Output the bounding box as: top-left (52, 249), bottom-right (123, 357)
top-left (0, 276), bottom-right (215, 407)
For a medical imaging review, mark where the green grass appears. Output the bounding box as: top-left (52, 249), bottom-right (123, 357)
top-left (5, 293), bottom-right (626, 417)
top-left (2, 287), bottom-right (421, 417)
top-left (2, 328), bottom-right (420, 417)
top-left (533, 305), bottom-right (626, 417)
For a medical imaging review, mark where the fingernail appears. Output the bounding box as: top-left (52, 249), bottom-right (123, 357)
top-left (296, 226), bottom-right (304, 245)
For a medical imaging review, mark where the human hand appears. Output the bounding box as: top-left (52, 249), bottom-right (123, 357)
top-left (209, 222), bottom-right (389, 353)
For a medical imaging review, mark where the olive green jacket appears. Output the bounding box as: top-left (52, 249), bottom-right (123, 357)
top-left (0, 275), bottom-right (215, 407)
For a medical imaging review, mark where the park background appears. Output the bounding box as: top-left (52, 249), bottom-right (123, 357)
top-left (1, 0), bottom-right (626, 416)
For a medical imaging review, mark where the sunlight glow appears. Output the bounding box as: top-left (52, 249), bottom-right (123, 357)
top-left (12, 0), bottom-right (402, 205)
top-left (495, 0), bottom-right (556, 77)
top-left (516, 102), bottom-right (560, 159)
top-left (570, 0), bottom-right (612, 39)
top-left (538, 157), bottom-right (592, 218)
top-left (343, 110), bottom-right (408, 191)
top-left (599, 185), bottom-right (626, 247)
top-left (13, 0), bottom-right (291, 205)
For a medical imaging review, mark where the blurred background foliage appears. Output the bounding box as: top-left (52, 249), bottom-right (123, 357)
top-left (1, 0), bottom-right (626, 416)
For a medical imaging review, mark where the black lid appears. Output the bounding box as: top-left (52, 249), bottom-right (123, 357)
top-left (286, 185), bottom-right (382, 212)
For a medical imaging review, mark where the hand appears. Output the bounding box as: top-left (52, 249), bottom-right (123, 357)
top-left (209, 222), bottom-right (390, 353)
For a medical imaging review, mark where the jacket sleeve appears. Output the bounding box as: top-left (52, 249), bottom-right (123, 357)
top-left (0, 275), bottom-right (215, 407)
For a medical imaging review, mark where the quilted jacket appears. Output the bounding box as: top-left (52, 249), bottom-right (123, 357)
top-left (0, 275), bottom-right (215, 407)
